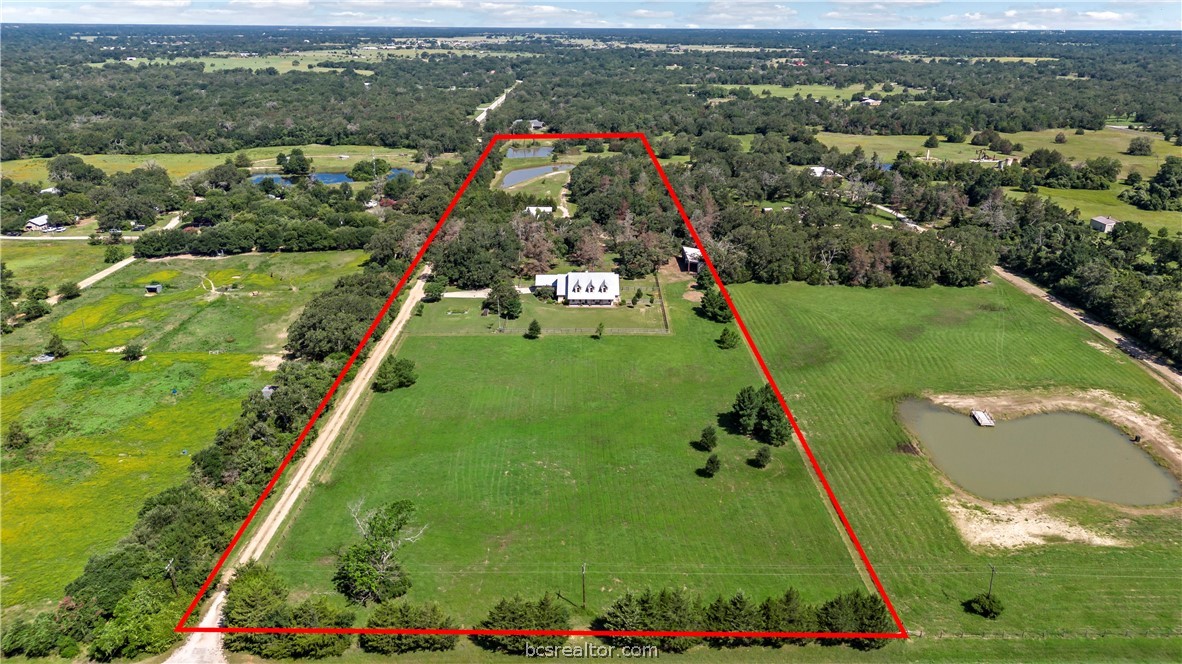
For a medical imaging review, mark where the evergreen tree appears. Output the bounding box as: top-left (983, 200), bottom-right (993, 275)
top-left (815, 590), bottom-right (892, 650)
top-left (699, 425), bottom-right (718, 452)
top-left (703, 592), bottom-right (761, 647)
top-left (717, 327), bottom-right (740, 349)
top-left (753, 445), bottom-right (772, 468)
top-left (361, 602), bottom-right (458, 654)
top-left (702, 454), bottom-right (720, 477)
top-left (525, 319), bottom-right (542, 339)
top-left (964, 592), bottom-right (1004, 619)
top-left (46, 333), bottom-right (69, 358)
top-left (699, 288), bottom-right (733, 323)
top-left (923, 135), bottom-right (940, 148)
top-left (760, 588), bottom-right (812, 646)
top-left (732, 386), bottom-right (763, 435)
top-left (121, 343), bottom-right (144, 361)
top-left (472, 594), bottom-right (569, 654)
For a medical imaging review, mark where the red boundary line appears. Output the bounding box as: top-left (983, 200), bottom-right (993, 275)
top-left (175, 132), bottom-right (908, 641)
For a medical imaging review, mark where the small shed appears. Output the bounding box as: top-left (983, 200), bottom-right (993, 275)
top-left (31, 354), bottom-right (56, 364)
top-left (145, 284), bottom-right (163, 294)
top-left (682, 246), bottom-right (703, 273)
top-left (261, 385), bottom-right (278, 400)
top-left (1090, 216), bottom-right (1119, 233)
top-left (529, 119), bottom-right (545, 131)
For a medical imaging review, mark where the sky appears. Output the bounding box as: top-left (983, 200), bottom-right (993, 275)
top-left (2, 0), bottom-right (1179, 30)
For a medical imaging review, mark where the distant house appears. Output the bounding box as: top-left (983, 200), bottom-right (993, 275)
top-left (807, 166), bottom-right (841, 179)
top-left (529, 119), bottom-right (546, 131)
top-left (24, 214), bottom-right (50, 231)
top-left (682, 246), bottom-right (703, 273)
top-left (533, 272), bottom-right (620, 306)
top-left (1090, 216), bottom-right (1119, 233)
top-left (860, 97), bottom-right (882, 107)
top-left (39, 187), bottom-right (60, 195)
top-left (145, 284), bottom-right (163, 294)
top-left (525, 206), bottom-right (553, 217)
top-left (261, 385), bottom-right (277, 400)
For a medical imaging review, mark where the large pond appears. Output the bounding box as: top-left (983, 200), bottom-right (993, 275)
top-left (249, 168), bottom-right (412, 186)
top-left (500, 163), bottom-right (573, 189)
top-left (898, 399), bottom-right (1180, 506)
top-left (506, 146), bottom-right (553, 158)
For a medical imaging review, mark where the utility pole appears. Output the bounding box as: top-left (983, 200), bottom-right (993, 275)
top-left (165, 558), bottom-right (178, 596)
top-left (987, 563), bottom-right (996, 598)
top-left (581, 562), bottom-right (587, 609)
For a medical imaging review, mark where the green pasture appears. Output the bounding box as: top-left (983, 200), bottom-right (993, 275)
top-left (1004, 186), bottom-right (1181, 235)
top-left (728, 83), bottom-right (894, 101)
top-left (1, 144), bottom-right (420, 185)
top-left (728, 280), bottom-right (1182, 655)
top-left (410, 283), bottom-right (665, 336)
top-left (266, 280), bottom-right (866, 626)
top-left (816, 128), bottom-right (1180, 177)
top-left (0, 251), bottom-right (365, 611)
top-left (0, 241), bottom-right (110, 289)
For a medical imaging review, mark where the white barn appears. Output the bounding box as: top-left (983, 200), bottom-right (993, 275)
top-left (534, 271), bottom-right (620, 306)
top-left (24, 214), bottom-right (50, 231)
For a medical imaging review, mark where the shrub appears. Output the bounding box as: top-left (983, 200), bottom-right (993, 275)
top-left (964, 592), bottom-right (1004, 619)
top-left (46, 333), bottom-right (70, 358)
top-left (89, 581), bottom-right (183, 661)
top-left (360, 602), bottom-right (458, 654)
top-left (283, 597), bottom-right (355, 659)
top-left (525, 319), bottom-right (542, 339)
top-left (333, 539), bottom-right (412, 605)
top-left (1054, 132), bottom-right (1067, 144)
top-left (699, 288), bottom-right (733, 323)
top-left (25, 284), bottom-right (50, 300)
top-left (373, 357), bottom-right (416, 392)
top-left (4, 420), bottom-right (31, 451)
top-left (699, 425), bottom-right (718, 452)
top-left (703, 592), bottom-right (761, 647)
top-left (20, 299), bottom-right (51, 321)
top-left (472, 594), bottom-right (569, 654)
top-left (0, 614), bottom-right (59, 658)
top-left (57, 282), bottom-right (82, 300)
top-left (702, 454), bottom-right (721, 477)
top-left (923, 135), bottom-right (940, 149)
top-left (121, 343), bottom-right (144, 361)
top-left (1127, 136), bottom-right (1154, 156)
top-left (104, 245), bottom-right (126, 264)
top-left (423, 280), bottom-right (446, 302)
top-left (222, 563), bottom-right (292, 656)
top-left (753, 445), bottom-right (772, 468)
top-left (593, 322), bottom-right (605, 339)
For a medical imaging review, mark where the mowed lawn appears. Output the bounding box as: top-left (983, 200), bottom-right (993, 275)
top-left (730, 281), bottom-right (1182, 657)
top-left (0, 251), bottom-right (365, 612)
top-left (1004, 186), bottom-right (1181, 235)
top-left (268, 282), bottom-right (866, 626)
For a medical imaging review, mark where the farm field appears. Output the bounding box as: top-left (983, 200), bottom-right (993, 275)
top-left (816, 127), bottom-right (1180, 177)
top-left (265, 280), bottom-right (867, 627)
top-left (92, 47), bottom-right (532, 73)
top-left (0, 144), bottom-right (421, 184)
top-left (0, 250), bottom-right (365, 612)
top-left (1003, 186), bottom-right (1182, 235)
top-left (0, 241), bottom-right (110, 289)
top-left (729, 280), bottom-right (1182, 656)
top-left (725, 82), bottom-right (895, 101)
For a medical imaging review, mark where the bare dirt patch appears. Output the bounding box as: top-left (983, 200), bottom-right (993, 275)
top-left (928, 389), bottom-right (1182, 477)
top-left (251, 354), bottom-right (284, 371)
top-left (943, 494), bottom-right (1126, 549)
top-left (682, 289), bottom-right (704, 303)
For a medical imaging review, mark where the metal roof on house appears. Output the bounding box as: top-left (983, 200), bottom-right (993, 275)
top-left (534, 272), bottom-right (620, 301)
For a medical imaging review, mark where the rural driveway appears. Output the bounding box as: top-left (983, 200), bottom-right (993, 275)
top-left (442, 285), bottom-right (531, 298)
top-left (474, 79), bottom-right (521, 125)
top-left (993, 265), bottom-right (1182, 395)
top-left (165, 265), bottom-right (432, 664)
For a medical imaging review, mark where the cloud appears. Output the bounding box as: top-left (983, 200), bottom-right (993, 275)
top-left (698, 1), bottom-right (799, 28)
top-left (1082, 10), bottom-right (1123, 20)
top-left (228, 0), bottom-right (310, 7)
top-left (128, 0), bottom-right (192, 7)
top-left (627, 8), bottom-right (675, 19)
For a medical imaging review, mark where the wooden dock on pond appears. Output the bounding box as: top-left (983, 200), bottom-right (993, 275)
top-left (971, 410), bottom-right (996, 427)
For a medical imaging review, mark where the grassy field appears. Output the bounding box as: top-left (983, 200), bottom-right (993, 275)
top-left (266, 279), bottom-right (866, 627)
top-left (1004, 186), bottom-right (1182, 235)
top-left (729, 280), bottom-right (1182, 657)
top-left (0, 251), bottom-right (365, 612)
top-left (92, 47), bottom-right (530, 73)
top-left (1, 144), bottom-right (420, 184)
top-left (411, 284), bottom-right (666, 336)
top-left (502, 170), bottom-right (568, 202)
top-left (0, 241), bottom-right (110, 289)
top-left (726, 83), bottom-right (894, 101)
top-left (816, 127), bottom-right (1180, 178)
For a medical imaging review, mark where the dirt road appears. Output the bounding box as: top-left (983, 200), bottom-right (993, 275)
top-left (165, 266), bottom-right (432, 664)
top-left (474, 79), bottom-right (521, 125)
top-left (993, 265), bottom-right (1182, 395)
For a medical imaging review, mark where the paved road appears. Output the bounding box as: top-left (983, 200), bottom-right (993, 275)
top-left (165, 266), bottom-right (432, 664)
top-left (474, 80), bottom-right (521, 125)
top-left (993, 265), bottom-right (1182, 395)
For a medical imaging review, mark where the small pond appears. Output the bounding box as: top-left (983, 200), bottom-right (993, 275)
top-left (506, 146), bottom-right (553, 158)
top-left (249, 168), bottom-right (412, 186)
top-left (898, 399), bottom-right (1180, 506)
top-left (500, 163), bottom-right (573, 189)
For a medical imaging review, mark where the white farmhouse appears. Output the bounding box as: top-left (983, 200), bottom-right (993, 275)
top-left (533, 271), bottom-right (620, 306)
top-left (24, 214), bottom-right (50, 231)
top-left (525, 206), bottom-right (554, 217)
